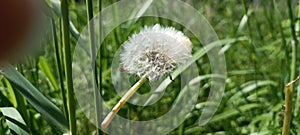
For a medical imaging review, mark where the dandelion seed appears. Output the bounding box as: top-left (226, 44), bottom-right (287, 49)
top-left (120, 24), bottom-right (192, 81)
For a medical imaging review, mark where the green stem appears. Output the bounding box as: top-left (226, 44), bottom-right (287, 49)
top-left (287, 0), bottom-right (298, 81)
top-left (298, 0), bottom-right (300, 36)
top-left (101, 76), bottom-right (147, 130)
top-left (262, 1), bottom-right (275, 39)
top-left (51, 19), bottom-right (69, 120)
top-left (242, 0), bottom-right (258, 89)
top-left (61, 0), bottom-right (76, 134)
top-left (287, 0), bottom-right (298, 45)
top-left (5, 79), bottom-right (30, 129)
top-left (179, 121), bottom-right (185, 135)
top-left (290, 43), bottom-right (296, 82)
top-left (282, 76), bottom-right (300, 135)
top-left (85, 0), bottom-right (102, 134)
top-left (242, 0), bottom-right (253, 38)
top-left (295, 0), bottom-right (300, 120)
top-left (98, 1), bottom-right (104, 134)
top-left (274, 0), bottom-right (292, 116)
top-left (112, 0), bottom-right (122, 47)
top-left (98, 0), bottom-right (104, 86)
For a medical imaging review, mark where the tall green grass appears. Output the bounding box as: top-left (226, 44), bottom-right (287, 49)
top-left (0, 0), bottom-right (299, 134)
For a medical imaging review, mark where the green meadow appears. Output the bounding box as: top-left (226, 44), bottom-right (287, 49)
top-left (1, 0), bottom-right (300, 134)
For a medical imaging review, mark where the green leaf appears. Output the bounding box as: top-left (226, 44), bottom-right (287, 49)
top-left (0, 107), bottom-right (30, 135)
top-left (1, 65), bottom-right (69, 133)
top-left (42, 0), bottom-right (80, 39)
top-left (210, 103), bottom-right (261, 123)
top-left (49, 0), bottom-right (80, 39)
top-left (227, 80), bottom-right (277, 104)
top-left (4, 79), bottom-right (17, 108)
top-left (38, 56), bottom-right (59, 90)
top-left (237, 15), bottom-right (248, 34)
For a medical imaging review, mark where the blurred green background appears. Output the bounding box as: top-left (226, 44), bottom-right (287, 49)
top-left (1, 0), bottom-right (300, 134)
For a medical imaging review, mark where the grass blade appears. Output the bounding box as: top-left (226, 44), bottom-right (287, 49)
top-left (38, 56), bottom-right (59, 90)
top-left (61, 0), bottom-right (76, 133)
top-left (0, 107), bottom-right (30, 135)
top-left (1, 65), bottom-right (69, 133)
top-left (210, 103), bottom-right (261, 123)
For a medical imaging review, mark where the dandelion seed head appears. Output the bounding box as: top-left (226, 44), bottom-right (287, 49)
top-left (120, 24), bottom-right (192, 81)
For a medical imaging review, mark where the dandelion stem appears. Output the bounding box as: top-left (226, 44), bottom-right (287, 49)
top-left (282, 76), bottom-right (300, 135)
top-left (101, 76), bottom-right (147, 130)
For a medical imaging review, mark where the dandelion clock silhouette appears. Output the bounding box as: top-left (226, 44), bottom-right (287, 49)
top-left (0, 0), bottom-right (39, 62)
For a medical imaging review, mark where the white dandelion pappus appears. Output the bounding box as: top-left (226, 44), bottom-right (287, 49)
top-left (120, 24), bottom-right (192, 81)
